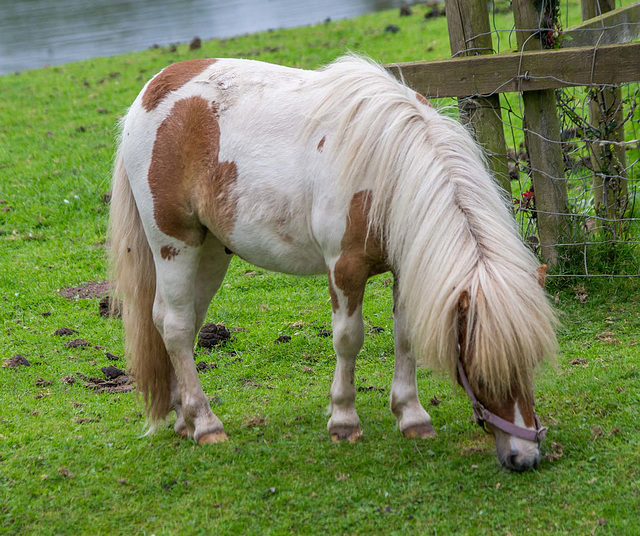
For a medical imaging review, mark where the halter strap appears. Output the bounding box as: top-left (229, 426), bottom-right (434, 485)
top-left (456, 359), bottom-right (547, 444)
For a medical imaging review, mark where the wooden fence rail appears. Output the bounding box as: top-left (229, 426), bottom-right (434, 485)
top-left (387, 41), bottom-right (640, 99)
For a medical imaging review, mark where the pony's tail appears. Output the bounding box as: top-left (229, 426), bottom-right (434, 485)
top-left (108, 149), bottom-right (173, 425)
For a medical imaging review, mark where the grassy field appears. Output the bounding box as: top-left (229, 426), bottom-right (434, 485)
top-left (1, 2), bottom-right (640, 534)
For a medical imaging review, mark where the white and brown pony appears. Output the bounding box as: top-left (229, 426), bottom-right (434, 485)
top-left (109, 55), bottom-right (557, 471)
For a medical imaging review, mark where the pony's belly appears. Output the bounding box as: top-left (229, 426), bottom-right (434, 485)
top-left (228, 222), bottom-right (326, 276)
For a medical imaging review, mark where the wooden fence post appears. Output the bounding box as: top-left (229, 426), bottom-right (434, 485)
top-left (444, 0), bottom-right (511, 200)
top-left (581, 0), bottom-right (628, 233)
top-left (512, 0), bottom-right (569, 267)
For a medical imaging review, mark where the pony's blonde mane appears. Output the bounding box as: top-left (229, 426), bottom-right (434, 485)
top-left (305, 55), bottom-right (557, 402)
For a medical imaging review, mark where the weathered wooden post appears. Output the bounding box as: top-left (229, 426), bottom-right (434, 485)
top-left (512, 0), bottom-right (569, 267)
top-left (444, 0), bottom-right (511, 200)
top-left (581, 0), bottom-right (628, 232)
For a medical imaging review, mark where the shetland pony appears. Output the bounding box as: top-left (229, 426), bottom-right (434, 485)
top-left (109, 56), bottom-right (557, 471)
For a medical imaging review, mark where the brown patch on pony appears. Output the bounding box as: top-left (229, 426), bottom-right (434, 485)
top-left (536, 264), bottom-right (547, 288)
top-left (160, 245), bottom-right (180, 260)
top-left (416, 92), bottom-right (432, 107)
top-left (148, 95), bottom-right (238, 247)
top-left (327, 269), bottom-right (339, 313)
top-left (142, 59), bottom-right (216, 112)
top-left (317, 136), bottom-right (326, 152)
top-left (332, 190), bottom-right (389, 316)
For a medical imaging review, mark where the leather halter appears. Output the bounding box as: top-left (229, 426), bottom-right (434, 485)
top-left (456, 358), bottom-right (547, 444)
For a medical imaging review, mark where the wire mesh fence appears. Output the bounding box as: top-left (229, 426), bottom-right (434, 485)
top-left (454, 0), bottom-right (640, 277)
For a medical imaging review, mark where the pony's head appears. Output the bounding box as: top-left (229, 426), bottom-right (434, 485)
top-left (457, 265), bottom-right (550, 472)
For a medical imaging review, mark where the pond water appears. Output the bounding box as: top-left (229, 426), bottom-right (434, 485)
top-left (0, 0), bottom-right (406, 74)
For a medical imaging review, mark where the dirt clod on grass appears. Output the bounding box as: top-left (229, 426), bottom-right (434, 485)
top-left (35, 377), bottom-right (54, 387)
top-left (76, 372), bottom-right (134, 394)
top-left (317, 329), bottom-right (332, 337)
top-left (569, 358), bottom-right (588, 365)
top-left (105, 352), bottom-right (120, 361)
top-left (54, 327), bottom-right (79, 336)
top-left (425, 4), bottom-right (446, 19)
top-left (197, 323), bottom-right (231, 349)
top-left (357, 385), bottom-right (385, 393)
top-left (3, 354), bottom-right (30, 367)
top-left (59, 281), bottom-right (111, 300)
top-left (101, 365), bottom-right (126, 379)
top-left (242, 415), bottom-right (267, 427)
top-left (99, 295), bottom-right (122, 318)
top-left (275, 335), bottom-right (291, 343)
top-left (545, 441), bottom-right (564, 461)
top-left (595, 331), bottom-right (621, 344)
top-left (66, 338), bottom-right (90, 349)
top-left (74, 416), bottom-right (102, 424)
top-left (61, 376), bottom-right (76, 385)
top-left (196, 361), bottom-right (218, 372)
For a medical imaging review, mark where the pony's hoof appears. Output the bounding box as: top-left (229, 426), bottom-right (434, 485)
top-left (330, 426), bottom-right (363, 444)
top-left (402, 422), bottom-right (437, 439)
top-left (174, 422), bottom-right (189, 438)
top-left (197, 431), bottom-right (228, 445)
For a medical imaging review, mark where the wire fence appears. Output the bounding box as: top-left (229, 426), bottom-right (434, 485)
top-left (456, 0), bottom-right (640, 277)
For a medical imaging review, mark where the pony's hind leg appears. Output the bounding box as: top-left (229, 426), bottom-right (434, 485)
top-left (326, 263), bottom-right (366, 443)
top-left (153, 240), bottom-right (228, 445)
top-left (171, 233), bottom-right (232, 438)
top-left (390, 278), bottom-right (436, 438)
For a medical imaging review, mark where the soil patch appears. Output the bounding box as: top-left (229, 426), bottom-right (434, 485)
top-left (197, 323), bottom-right (231, 349)
top-left (76, 372), bottom-right (134, 394)
top-left (99, 296), bottom-right (122, 318)
top-left (196, 361), bottom-right (218, 372)
top-left (66, 339), bottom-right (90, 349)
top-left (54, 327), bottom-right (79, 336)
top-left (595, 331), bottom-right (621, 344)
top-left (3, 355), bottom-right (30, 367)
top-left (35, 377), bottom-right (54, 387)
top-left (275, 335), bottom-right (291, 343)
top-left (60, 281), bottom-right (111, 300)
top-left (357, 385), bottom-right (385, 393)
top-left (242, 416), bottom-right (267, 427)
top-left (101, 365), bottom-right (126, 379)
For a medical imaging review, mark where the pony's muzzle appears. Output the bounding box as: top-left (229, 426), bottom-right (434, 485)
top-left (493, 427), bottom-right (541, 472)
top-left (501, 449), bottom-right (541, 472)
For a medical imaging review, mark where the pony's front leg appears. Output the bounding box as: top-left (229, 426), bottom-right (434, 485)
top-left (153, 246), bottom-right (226, 445)
top-left (391, 279), bottom-right (436, 439)
top-left (326, 265), bottom-right (366, 443)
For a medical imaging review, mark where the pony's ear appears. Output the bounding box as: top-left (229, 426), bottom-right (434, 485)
top-left (457, 290), bottom-right (470, 353)
top-left (458, 290), bottom-right (470, 313)
top-left (536, 264), bottom-right (547, 288)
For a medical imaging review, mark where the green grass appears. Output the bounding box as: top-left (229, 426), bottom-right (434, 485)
top-left (1, 2), bottom-right (640, 534)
